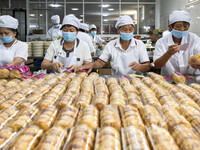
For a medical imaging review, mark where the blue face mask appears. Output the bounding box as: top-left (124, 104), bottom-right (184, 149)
top-left (54, 25), bottom-right (59, 28)
top-left (171, 29), bottom-right (189, 39)
top-left (0, 35), bottom-right (14, 44)
top-left (62, 32), bottom-right (76, 42)
top-left (120, 32), bottom-right (134, 41)
top-left (90, 31), bottom-right (96, 36)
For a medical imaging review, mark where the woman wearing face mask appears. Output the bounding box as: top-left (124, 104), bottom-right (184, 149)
top-left (75, 15), bottom-right (150, 75)
top-left (154, 10), bottom-right (200, 75)
top-left (0, 15), bottom-right (28, 66)
top-left (46, 15), bottom-right (62, 41)
top-left (41, 14), bottom-right (92, 73)
top-left (89, 24), bottom-right (107, 49)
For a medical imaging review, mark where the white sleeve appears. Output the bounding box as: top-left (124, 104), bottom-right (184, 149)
top-left (99, 43), bottom-right (111, 62)
top-left (46, 28), bottom-right (52, 39)
top-left (153, 39), bottom-right (165, 61)
top-left (138, 41), bottom-right (150, 63)
top-left (96, 35), bottom-right (104, 43)
top-left (86, 35), bottom-right (95, 53)
top-left (83, 43), bottom-right (92, 63)
top-left (44, 42), bottom-right (56, 61)
top-left (194, 37), bottom-right (200, 55)
top-left (15, 42), bottom-right (28, 61)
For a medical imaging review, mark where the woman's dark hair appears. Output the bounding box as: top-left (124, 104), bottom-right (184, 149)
top-left (61, 25), bottom-right (78, 31)
top-left (79, 28), bottom-right (86, 32)
top-left (8, 28), bottom-right (19, 38)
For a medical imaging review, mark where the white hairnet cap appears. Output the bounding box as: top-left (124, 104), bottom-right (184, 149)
top-left (80, 23), bottom-right (89, 31)
top-left (0, 15), bottom-right (18, 29)
top-left (89, 24), bottom-right (97, 30)
top-left (62, 14), bottom-right (80, 29)
top-left (51, 15), bottom-right (60, 24)
top-left (169, 10), bottom-right (190, 25)
top-left (115, 15), bottom-right (134, 29)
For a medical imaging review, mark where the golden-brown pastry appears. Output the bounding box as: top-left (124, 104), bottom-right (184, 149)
top-left (18, 78), bottom-right (33, 87)
top-left (0, 127), bottom-right (16, 149)
top-left (93, 92), bottom-right (109, 110)
top-left (171, 124), bottom-right (200, 150)
top-left (188, 53), bottom-right (200, 66)
top-left (118, 77), bottom-right (130, 86)
top-left (0, 68), bottom-right (10, 79)
top-left (159, 95), bottom-right (180, 111)
top-left (56, 91), bottom-right (77, 109)
top-left (75, 92), bottom-right (92, 107)
top-left (95, 127), bottom-right (121, 150)
top-left (177, 83), bottom-right (200, 105)
top-left (190, 83), bottom-right (200, 92)
top-left (0, 79), bottom-right (7, 86)
top-left (170, 72), bottom-right (186, 84)
top-left (38, 92), bottom-right (60, 108)
top-left (141, 105), bottom-right (167, 129)
top-left (0, 108), bottom-right (18, 129)
top-left (77, 105), bottom-right (99, 130)
top-left (110, 92), bottom-right (126, 107)
top-left (0, 85), bottom-right (5, 92)
top-left (4, 79), bottom-right (21, 88)
top-left (0, 86), bottom-right (18, 100)
top-left (9, 107), bottom-right (39, 131)
top-left (49, 84), bottom-right (66, 96)
top-left (17, 93), bottom-right (43, 109)
top-left (0, 92), bottom-right (25, 109)
top-left (100, 105), bottom-right (121, 131)
top-left (56, 73), bottom-right (68, 81)
top-left (46, 77), bottom-right (59, 87)
top-left (94, 77), bottom-right (106, 85)
top-left (36, 126), bottom-right (68, 150)
top-left (34, 106), bottom-right (58, 131)
top-left (95, 84), bottom-right (109, 95)
top-left (161, 105), bottom-right (191, 129)
top-left (54, 105), bottom-right (78, 129)
top-left (107, 77), bottom-right (118, 87)
top-left (8, 125), bottom-right (43, 150)
top-left (120, 105), bottom-right (145, 132)
top-left (123, 126), bottom-right (150, 150)
top-left (63, 125), bottom-right (94, 150)
top-left (148, 126), bottom-right (179, 150)
top-left (88, 72), bottom-right (99, 79)
top-left (43, 73), bottom-right (56, 80)
top-left (126, 93), bottom-right (143, 109)
top-left (32, 84), bottom-right (51, 96)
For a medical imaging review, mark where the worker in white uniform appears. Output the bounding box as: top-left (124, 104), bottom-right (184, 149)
top-left (0, 15), bottom-right (28, 66)
top-left (89, 24), bottom-right (107, 49)
top-left (41, 14), bottom-right (92, 73)
top-left (77, 23), bottom-right (95, 55)
top-left (153, 10), bottom-right (200, 76)
top-left (75, 15), bottom-right (150, 75)
top-left (46, 15), bottom-right (62, 41)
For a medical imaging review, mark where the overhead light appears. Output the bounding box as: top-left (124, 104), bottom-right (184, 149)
top-left (197, 16), bottom-right (200, 19)
top-left (104, 19), bottom-right (108, 21)
top-left (103, 14), bottom-right (108, 17)
top-left (80, 14), bottom-right (83, 17)
top-left (102, 4), bottom-right (110, 8)
top-left (108, 8), bottom-right (114, 11)
top-left (72, 8), bottom-right (79, 11)
top-left (40, 14), bottom-right (43, 17)
top-left (79, 19), bottom-right (83, 21)
top-left (49, 4), bottom-right (61, 8)
top-left (29, 14), bottom-right (35, 17)
top-left (190, 5), bottom-right (195, 8)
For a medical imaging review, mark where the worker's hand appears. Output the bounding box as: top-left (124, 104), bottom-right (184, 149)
top-left (52, 62), bottom-right (64, 73)
top-left (167, 44), bottom-right (179, 55)
top-left (77, 63), bottom-right (93, 73)
top-left (190, 64), bottom-right (200, 69)
top-left (57, 36), bottom-right (62, 40)
top-left (67, 65), bottom-right (81, 73)
top-left (129, 61), bottom-right (142, 71)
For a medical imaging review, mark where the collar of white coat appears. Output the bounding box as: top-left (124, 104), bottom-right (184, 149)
top-left (114, 37), bottom-right (136, 49)
top-left (167, 32), bottom-right (189, 46)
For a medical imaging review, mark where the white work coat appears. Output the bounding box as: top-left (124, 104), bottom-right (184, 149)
top-left (99, 37), bottom-right (150, 75)
top-left (46, 25), bottom-right (62, 41)
top-left (154, 32), bottom-right (200, 76)
top-left (0, 40), bottom-right (28, 66)
top-left (77, 32), bottom-right (95, 53)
